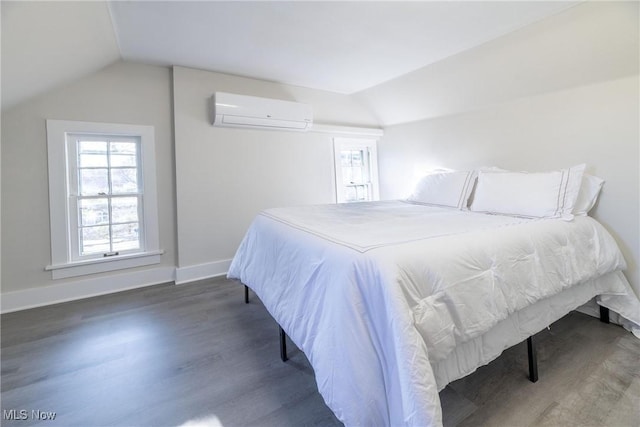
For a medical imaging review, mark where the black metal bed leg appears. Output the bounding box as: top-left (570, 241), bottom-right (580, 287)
top-left (527, 336), bottom-right (538, 383)
top-left (279, 326), bottom-right (288, 362)
top-left (599, 306), bottom-right (610, 324)
top-left (244, 285), bottom-right (249, 304)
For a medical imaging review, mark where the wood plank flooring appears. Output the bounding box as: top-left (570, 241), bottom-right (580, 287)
top-left (2, 277), bottom-right (639, 426)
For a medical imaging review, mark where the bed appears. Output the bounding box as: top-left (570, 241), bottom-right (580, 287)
top-left (227, 168), bottom-right (639, 426)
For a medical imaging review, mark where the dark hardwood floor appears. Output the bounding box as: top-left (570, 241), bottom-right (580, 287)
top-left (2, 277), bottom-right (639, 426)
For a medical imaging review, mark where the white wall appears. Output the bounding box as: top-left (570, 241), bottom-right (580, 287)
top-left (366, 1), bottom-right (640, 296)
top-left (0, 59), bottom-right (380, 306)
top-left (1, 62), bottom-right (177, 306)
top-left (172, 66), bottom-right (379, 281)
top-left (378, 76), bottom-right (639, 294)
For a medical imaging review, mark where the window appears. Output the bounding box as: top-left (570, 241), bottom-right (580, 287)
top-left (46, 120), bottom-right (162, 279)
top-left (333, 138), bottom-right (379, 203)
top-left (70, 135), bottom-right (143, 258)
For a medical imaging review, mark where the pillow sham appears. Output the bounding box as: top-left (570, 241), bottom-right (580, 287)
top-left (408, 170), bottom-right (476, 209)
top-left (470, 164), bottom-right (585, 219)
top-left (573, 173), bottom-right (605, 216)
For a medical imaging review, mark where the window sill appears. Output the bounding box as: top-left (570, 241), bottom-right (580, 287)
top-left (46, 250), bottom-right (164, 280)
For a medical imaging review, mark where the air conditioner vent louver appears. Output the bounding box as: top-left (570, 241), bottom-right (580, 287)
top-left (210, 92), bottom-right (313, 131)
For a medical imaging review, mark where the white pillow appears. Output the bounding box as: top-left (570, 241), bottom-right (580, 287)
top-left (470, 164), bottom-right (585, 219)
top-left (408, 171), bottom-right (476, 209)
top-left (573, 173), bottom-right (604, 216)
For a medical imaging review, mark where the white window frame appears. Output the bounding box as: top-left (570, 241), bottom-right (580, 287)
top-left (333, 138), bottom-right (380, 203)
top-left (46, 120), bottom-right (162, 279)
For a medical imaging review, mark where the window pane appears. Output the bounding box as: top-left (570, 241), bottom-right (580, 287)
top-left (351, 150), bottom-right (363, 167)
top-left (111, 168), bottom-right (138, 193)
top-left (111, 197), bottom-right (139, 223)
top-left (79, 169), bottom-right (109, 195)
top-left (351, 167), bottom-right (363, 183)
top-left (112, 223), bottom-right (140, 252)
top-left (81, 226), bottom-right (110, 255)
top-left (345, 186), bottom-right (357, 202)
top-left (79, 140), bottom-right (108, 153)
top-left (110, 142), bottom-right (137, 167)
top-left (78, 140), bottom-right (108, 168)
top-left (343, 184), bottom-right (370, 203)
top-left (79, 198), bottom-right (109, 226)
top-left (342, 167), bottom-right (353, 184)
top-left (340, 151), bottom-right (352, 167)
top-left (80, 154), bottom-right (108, 168)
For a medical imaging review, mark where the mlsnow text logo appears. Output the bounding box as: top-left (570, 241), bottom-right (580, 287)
top-left (3, 409), bottom-right (57, 421)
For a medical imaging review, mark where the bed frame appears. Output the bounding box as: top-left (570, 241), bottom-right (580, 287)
top-left (244, 285), bottom-right (610, 383)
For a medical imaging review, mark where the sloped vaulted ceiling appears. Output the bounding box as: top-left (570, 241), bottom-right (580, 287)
top-left (2, 1), bottom-right (578, 111)
top-left (356, 1), bottom-right (640, 125)
top-left (109, 1), bottom-right (577, 94)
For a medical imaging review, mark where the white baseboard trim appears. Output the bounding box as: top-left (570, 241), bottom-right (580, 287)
top-left (175, 259), bottom-right (232, 285)
top-left (1, 266), bottom-right (176, 314)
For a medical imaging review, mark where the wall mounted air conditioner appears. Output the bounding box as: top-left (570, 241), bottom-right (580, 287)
top-left (210, 92), bottom-right (313, 131)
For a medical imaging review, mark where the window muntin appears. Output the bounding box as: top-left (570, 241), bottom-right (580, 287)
top-left (67, 135), bottom-right (144, 259)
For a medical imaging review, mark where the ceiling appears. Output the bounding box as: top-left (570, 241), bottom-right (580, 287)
top-left (2, 1), bottom-right (577, 110)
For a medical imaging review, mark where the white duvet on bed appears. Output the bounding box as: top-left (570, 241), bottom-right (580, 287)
top-left (228, 201), bottom-right (635, 426)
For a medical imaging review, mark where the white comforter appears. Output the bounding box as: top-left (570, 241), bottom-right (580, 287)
top-left (228, 201), bottom-right (634, 426)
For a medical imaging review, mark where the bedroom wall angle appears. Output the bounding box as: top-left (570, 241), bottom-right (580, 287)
top-left (0, 59), bottom-right (382, 310)
top-left (355, 1), bottom-right (639, 126)
top-left (4, 1), bottom-right (637, 311)
top-left (377, 75), bottom-right (640, 298)
top-left (171, 65), bottom-right (381, 275)
top-left (1, 61), bottom-right (178, 306)
top-left (368, 1), bottom-right (639, 297)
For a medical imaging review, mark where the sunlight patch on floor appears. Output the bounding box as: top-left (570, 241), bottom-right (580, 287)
top-left (178, 414), bottom-right (224, 427)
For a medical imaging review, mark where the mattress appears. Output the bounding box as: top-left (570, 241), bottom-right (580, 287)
top-left (228, 200), bottom-right (636, 426)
